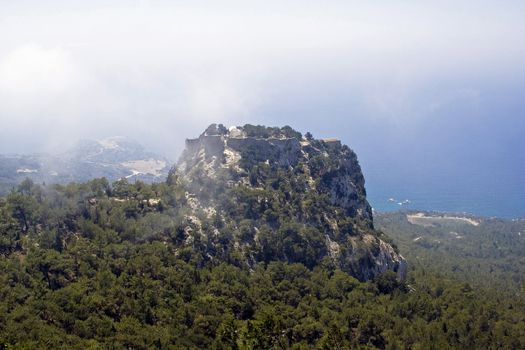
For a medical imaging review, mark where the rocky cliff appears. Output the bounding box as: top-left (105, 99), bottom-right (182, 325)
top-left (170, 124), bottom-right (407, 281)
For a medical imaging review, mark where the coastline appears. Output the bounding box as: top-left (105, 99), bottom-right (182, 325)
top-left (373, 207), bottom-right (525, 223)
top-left (406, 212), bottom-right (480, 226)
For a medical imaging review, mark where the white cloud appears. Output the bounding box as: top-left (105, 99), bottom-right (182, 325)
top-left (0, 1), bottom-right (524, 154)
top-left (0, 44), bottom-right (74, 96)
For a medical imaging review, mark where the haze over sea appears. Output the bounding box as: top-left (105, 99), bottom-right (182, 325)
top-left (364, 161), bottom-right (525, 220)
top-left (359, 138), bottom-right (525, 219)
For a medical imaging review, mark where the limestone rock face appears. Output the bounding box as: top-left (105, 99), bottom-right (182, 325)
top-left (171, 124), bottom-right (406, 281)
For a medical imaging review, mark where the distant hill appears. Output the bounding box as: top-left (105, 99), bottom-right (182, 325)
top-left (0, 137), bottom-right (171, 194)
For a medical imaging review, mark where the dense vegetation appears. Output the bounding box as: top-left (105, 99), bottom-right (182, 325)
top-left (375, 211), bottom-right (525, 295)
top-left (175, 124), bottom-right (393, 281)
top-left (1, 179), bottom-right (525, 349)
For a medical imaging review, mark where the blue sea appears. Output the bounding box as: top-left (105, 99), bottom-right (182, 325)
top-left (361, 157), bottom-right (525, 219)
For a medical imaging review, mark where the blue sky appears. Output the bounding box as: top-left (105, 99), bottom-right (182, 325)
top-left (0, 1), bottom-right (524, 215)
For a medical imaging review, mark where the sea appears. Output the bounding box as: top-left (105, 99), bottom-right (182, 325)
top-left (362, 160), bottom-right (525, 220)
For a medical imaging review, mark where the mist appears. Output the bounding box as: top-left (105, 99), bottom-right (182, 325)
top-left (1, 0), bottom-right (524, 216)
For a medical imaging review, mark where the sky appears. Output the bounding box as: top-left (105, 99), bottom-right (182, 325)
top-left (0, 0), bottom-right (524, 216)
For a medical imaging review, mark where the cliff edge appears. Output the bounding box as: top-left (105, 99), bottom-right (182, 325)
top-left (170, 124), bottom-right (406, 281)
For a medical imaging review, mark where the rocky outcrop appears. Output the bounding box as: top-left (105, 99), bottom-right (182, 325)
top-left (345, 234), bottom-right (407, 281)
top-left (171, 124), bottom-right (407, 281)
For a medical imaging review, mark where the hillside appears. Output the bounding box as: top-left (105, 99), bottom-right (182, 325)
top-left (170, 124), bottom-right (406, 281)
top-left (0, 137), bottom-right (170, 194)
top-left (0, 125), bottom-right (524, 349)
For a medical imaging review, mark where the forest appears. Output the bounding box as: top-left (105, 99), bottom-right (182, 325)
top-left (375, 211), bottom-right (525, 295)
top-left (0, 178), bottom-right (524, 349)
